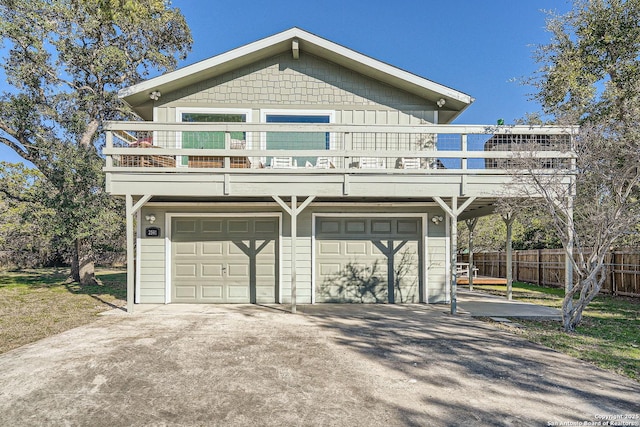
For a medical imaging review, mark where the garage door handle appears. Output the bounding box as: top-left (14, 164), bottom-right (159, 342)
top-left (222, 265), bottom-right (227, 275)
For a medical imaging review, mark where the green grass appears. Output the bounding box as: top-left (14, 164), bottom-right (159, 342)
top-left (474, 282), bottom-right (640, 381)
top-left (0, 268), bottom-right (126, 354)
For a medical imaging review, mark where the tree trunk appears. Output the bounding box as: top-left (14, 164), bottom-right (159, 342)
top-left (71, 238), bottom-right (96, 285)
top-left (561, 261), bottom-right (606, 332)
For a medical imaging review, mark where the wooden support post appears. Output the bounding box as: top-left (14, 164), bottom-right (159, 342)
top-left (501, 212), bottom-right (515, 300)
top-left (433, 196), bottom-right (476, 315)
top-left (506, 217), bottom-right (513, 300)
top-left (290, 196), bottom-right (298, 313)
top-left (124, 194), bottom-right (153, 313)
top-left (450, 197), bottom-right (458, 313)
top-left (126, 194), bottom-right (134, 313)
top-left (224, 131), bottom-right (231, 169)
top-left (273, 195), bottom-right (315, 314)
top-left (465, 218), bottom-right (477, 291)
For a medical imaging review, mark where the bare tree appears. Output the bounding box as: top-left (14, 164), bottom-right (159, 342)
top-left (520, 0), bottom-right (640, 332)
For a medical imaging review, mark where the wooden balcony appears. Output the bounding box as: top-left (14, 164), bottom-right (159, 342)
top-left (103, 121), bottom-right (577, 199)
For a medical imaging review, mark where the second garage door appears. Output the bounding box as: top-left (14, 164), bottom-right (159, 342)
top-left (315, 217), bottom-right (421, 303)
top-left (172, 217), bottom-right (278, 303)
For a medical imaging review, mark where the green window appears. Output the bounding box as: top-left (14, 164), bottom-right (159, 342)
top-left (181, 113), bottom-right (246, 166)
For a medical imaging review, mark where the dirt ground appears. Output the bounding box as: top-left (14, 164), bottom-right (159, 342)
top-left (0, 304), bottom-right (638, 426)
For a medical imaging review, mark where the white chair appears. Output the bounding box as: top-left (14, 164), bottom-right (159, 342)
top-left (271, 156), bottom-right (294, 168)
top-left (359, 157), bottom-right (382, 169)
top-left (401, 157), bottom-right (421, 169)
top-left (306, 157), bottom-right (333, 169)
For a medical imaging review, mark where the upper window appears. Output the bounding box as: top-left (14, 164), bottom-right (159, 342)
top-left (177, 108), bottom-right (251, 167)
top-left (262, 110), bottom-right (334, 167)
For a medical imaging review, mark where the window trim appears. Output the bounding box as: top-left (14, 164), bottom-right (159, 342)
top-left (259, 109), bottom-right (335, 151)
top-left (175, 107), bottom-right (253, 167)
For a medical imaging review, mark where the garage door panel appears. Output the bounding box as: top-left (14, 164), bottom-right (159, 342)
top-left (316, 217), bottom-right (421, 303)
top-left (345, 220), bottom-right (366, 233)
top-left (227, 263), bottom-right (249, 278)
top-left (175, 242), bottom-right (197, 255)
top-left (201, 285), bottom-right (223, 299)
top-left (318, 241), bottom-right (341, 255)
top-left (228, 220), bottom-right (250, 233)
top-left (175, 219), bottom-right (197, 233)
top-left (201, 264), bottom-right (223, 278)
top-left (345, 242), bottom-right (367, 255)
top-left (256, 286), bottom-right (275, 301)
top-left (371, 220), bottom-right (392, 233)
top-left (319, 263), bottom-right (341, 275)
top-left (174, 263), bottom-right (197, 278)
top-left (172, 217), bottom-right (278, 303)
top-left (257, 240), bottom-right (276, 255)
top-left (228, 241), bottom-right (249, 255)
top-left (175, 285), bottom-right (197, 299)
top-left (202, 242), bottom-right (223, 255)
top-left (393, 242), bottom-right (420, 303)
top-left (228, 285), bottom-right (249, 298)
top-left (202, 220), bottom-right (223, 233)
top-left (397, 220), bottom-right (419, 234)
top-left (256, 263), bottom-right (275, 277)
top-left (255, 220), bottom-right (277, 233)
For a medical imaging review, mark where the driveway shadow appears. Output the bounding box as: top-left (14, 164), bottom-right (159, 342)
top-left (298, 304), bottom-right (640, 425)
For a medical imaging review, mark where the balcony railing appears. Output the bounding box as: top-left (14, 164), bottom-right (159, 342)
top-left (103, 122), bottom-right (577, 175)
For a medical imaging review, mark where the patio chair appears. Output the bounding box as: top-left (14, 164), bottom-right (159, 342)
top-left (359, 157), bottom-right (383, 169)
top-left (401, 157), bottom-right (421, 169)
top-left (271, 156), bottom-right (294, 168)
top-left (305, 157), bottom-right (334, 169)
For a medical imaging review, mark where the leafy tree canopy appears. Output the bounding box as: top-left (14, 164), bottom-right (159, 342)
top-left (528, 0), bottom-right (640, 331)
top-left (0, 0), bottom-right (192, 283)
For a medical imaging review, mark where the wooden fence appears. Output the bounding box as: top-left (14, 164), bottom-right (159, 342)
top-left (459, 249), bottom-right (640, 298)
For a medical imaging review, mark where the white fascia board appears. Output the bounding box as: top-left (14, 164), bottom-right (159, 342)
top-left (118, 28), bottom-right (299, 99)
top-left (296, 30), bottom-right (473, 105)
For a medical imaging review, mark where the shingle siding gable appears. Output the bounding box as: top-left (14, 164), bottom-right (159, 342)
top-left (161, 52), bottom-right (433, 114)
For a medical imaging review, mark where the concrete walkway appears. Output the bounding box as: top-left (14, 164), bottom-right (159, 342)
top-left (457, 289), bottom-right (562, 320)
top-left (1, 304), bottom-right (638, 426)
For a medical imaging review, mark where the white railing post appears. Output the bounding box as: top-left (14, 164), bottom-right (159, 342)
top-left (224, 131), bottom-right (231, 169)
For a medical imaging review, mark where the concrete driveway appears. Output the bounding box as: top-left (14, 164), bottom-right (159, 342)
top-left (0, 304), bottom-right (638, 427)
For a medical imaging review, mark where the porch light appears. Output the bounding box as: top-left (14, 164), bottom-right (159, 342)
top-left (149, 90), bottom-right (161, 101)
top-left (145, 214), bottom-right (156, 224)
top-left (431, 215), bottom-right (443, 224)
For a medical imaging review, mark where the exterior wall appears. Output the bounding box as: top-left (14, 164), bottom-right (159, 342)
top-left (135, 51), bottom-right (448, 304)
top-left (155, 51), bottom-right (436, 125)
top-left (137, 204), bottom-right (448, 305)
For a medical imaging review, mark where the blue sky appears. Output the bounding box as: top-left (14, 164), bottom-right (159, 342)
top-left (0, 0), bottom-right (572, 164)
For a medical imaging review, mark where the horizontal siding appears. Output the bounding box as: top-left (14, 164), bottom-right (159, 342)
top-left (140, 296), bottom-right (165, 304)
top-left (280, 230), bottom-right (313, 303)
top-left (427, 235), bottom-right (447, 303)
top-left (139, 238), bottom-right (166, 303)
top-left (140, 288), bottom-right (165, 297)
top-left (142, 243), bottom-right (165, 253)
top-left (141, 260), bottom-right (164, 269)
top-left (139, 274), bottom-right (165, 286)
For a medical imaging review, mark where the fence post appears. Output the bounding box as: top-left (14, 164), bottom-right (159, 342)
top-left (537, 249), bottom-right (542, 286)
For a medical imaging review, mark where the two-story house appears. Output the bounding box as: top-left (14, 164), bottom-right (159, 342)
top-left (104, 28), bottom-right (575, 312)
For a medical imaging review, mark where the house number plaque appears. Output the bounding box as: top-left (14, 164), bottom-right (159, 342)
top-left (145, 227), bottom-right (161, 237)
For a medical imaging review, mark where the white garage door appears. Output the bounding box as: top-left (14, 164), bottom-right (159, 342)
top-left (172, 217), bottom-right (278, 303)
top-left (315, 217), bottom-right (421, 303)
